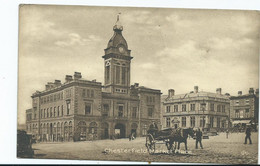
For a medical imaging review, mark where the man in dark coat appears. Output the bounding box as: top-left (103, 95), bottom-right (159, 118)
top-left (195, 128), bottom-right (203, 149)
top-left (244, 127), bottom-right (252, 144)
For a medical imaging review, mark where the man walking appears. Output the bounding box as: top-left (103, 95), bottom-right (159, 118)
top-left (244, 127), bottom-right (252, 144)
top-left (195, 128), bottom-right (203, 149)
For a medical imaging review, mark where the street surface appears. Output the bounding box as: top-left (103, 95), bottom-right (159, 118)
top-left (32, 132), bottom-right (258, 164)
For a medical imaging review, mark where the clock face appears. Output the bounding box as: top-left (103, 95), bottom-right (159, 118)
top-left (119, 47), bottom-right (125, 53)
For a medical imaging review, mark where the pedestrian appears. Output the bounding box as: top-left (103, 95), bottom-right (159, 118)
top-left (129, 133), bottom-right (132, 141)
top-left (226, 129), bottom-right (229, 139)
top-left (195, 128), bottom-right (203, 149)
top-left (244, 127), bottom-right (252, 144)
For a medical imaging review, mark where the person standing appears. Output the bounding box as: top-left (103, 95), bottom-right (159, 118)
top-left (226, 129), bottom-right (229, 139)
top-left (244, 127), bottom-right (252, 144)
top-left (195, 128), bottom-right (203, 149)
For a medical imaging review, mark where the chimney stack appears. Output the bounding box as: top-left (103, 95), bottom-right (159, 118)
top-left (45, 82), bottom-right (55, 90)
top-left (238, 91), bottom-right (242, 96)
top-left (54, 80), bottom-right (61, 87)
top-left (249, 88), bottom-right (254, 95)
top-left (74, 72), bottom-right (82, 80)
top-left (225, 93), bottom-right (230, 96)
top-left (216, 88), bottom-right (222, 95)
top-left (194, 86), bottom-right (198, 93)
top-left (168, 89), bottom-right (175, 97)
top-left (65, 75), bottom-right (73, 82)
top-left (134, 83), bottom-right (139, 88)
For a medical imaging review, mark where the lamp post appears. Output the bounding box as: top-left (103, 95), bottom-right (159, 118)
top-left (201, 99), bottom-right (206, 131)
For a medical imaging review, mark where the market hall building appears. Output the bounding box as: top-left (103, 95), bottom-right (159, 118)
top-left (25, 17), bottom-right (162, 142)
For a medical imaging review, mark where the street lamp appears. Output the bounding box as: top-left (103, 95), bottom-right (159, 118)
top-left (201, 99), bottom-right (206, 131)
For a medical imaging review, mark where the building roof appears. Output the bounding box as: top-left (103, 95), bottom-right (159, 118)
top-left (164, 91), bottom-right (230, 102)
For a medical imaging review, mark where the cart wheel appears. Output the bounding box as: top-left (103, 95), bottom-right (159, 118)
top-left (145, 134), bottom-right (155, 154)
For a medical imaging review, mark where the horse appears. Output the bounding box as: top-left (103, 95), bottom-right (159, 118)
top-left (169, 128), bottom-right (194, 154)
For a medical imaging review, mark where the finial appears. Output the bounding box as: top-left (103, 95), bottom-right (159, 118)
top-left (117, 12), bottom-right (121, 21)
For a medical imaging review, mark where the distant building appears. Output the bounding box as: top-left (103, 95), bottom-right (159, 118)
top-left (162, 86), bottom-right (230, 131)
top-left (25, 16), bottom-right (161, 142)
top-left (230, 88), bottom-right (259, 129)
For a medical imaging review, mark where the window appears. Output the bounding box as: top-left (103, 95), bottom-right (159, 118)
top-left (222, 105), bottom-right (226, 113)
top-left (235, 110), bottom-right (239, 118)
top-left (61, 105), bottom-right (63, 116)
top-left (47, 108), bottom-right (51, 118)
top-left (54, 94), bottom-right (57, 101)
top-left (87, 89), bottom-right (90, 97)
top-left (235, 100), bottom-right (239, 105)
top-left (174, 105), bottom-right (178, 112)
top-left (148, 107), bottom-right (153, 117)
top-left (245, 109), bottom-right (250, 118)
top-left (47, 96), bottom-right (49, 102)
top-left (57, 93), bottom-right (60, 100)
top-left (54, 107), bottom-right (56, 117)
top-left (200, 116), bottom-right (205, 127)
top-left (118, 105), bottom-right (124, 117)
top-left (181, 117), bottom-right (186, 127)
top-left (182, 104), bottom-right (186, 112)
top-left (245, 100), bottom-right (250, 105)
top-left (217, 105), bottom-right (221, 112)
top-left (44, 97), bottom-right (46, 104)
top-left (122, 67), bottom-right (126, 84)
top-left (190, 116), bottom-right (195, 127)
top-left (57, 106), bottom-right (60, 117)
top-left (166, 117), bottom-right (171, 127)
top-left (82, 89), bottom-right (86, 97)
top-left (146, 96), bottom-right (149, 103)
top-left (34, 113), bottom-right (37, 119)
top-left (50, 95), bottom-right (53, 102)
top-left (217, 117), bottom-right (220, 128)
top-left (60, 92), bottom-right (63, 100)
top-left (105, 65), bottom-right (110, 84)
top-left (190, 104), bottom-right (195, 111)
top-left (210, 103), bottom-right (214, 111)
top-left (85, 103), bottom-right (91, 115)
top-left (44, 109), bottom-right (46, 118)
top-left (49, 108), bottom-right (52, 117)
top-left (67, 101), bottom-right (71, 115)
top-left (210, 116), bottom-right (214, 128)
top-left (116, 66), bottom-right (120, 84)
top-left (166, 106), bottom-right (171, 113)
top-left (40, 109), bottom-right (43, 119)
top-left (132, 107), bottom-right (137, 118)
top-left (102, 104), bottom-right (109, 116)
top-left (116, 89), bottom-right (120, 92)
top-left (91, 90), bottom-right (94, 98)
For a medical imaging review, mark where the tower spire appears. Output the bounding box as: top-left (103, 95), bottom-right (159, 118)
top-left (113, 13), bottom-right (123, 31)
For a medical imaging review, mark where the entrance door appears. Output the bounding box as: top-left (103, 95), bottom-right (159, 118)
top-left (104, 128), bottom-right (109, 139)
top-left (115, 123), bottom-right (126, 138)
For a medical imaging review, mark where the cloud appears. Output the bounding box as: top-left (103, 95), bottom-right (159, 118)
top-left (55, 33), bottom-right (102, 47)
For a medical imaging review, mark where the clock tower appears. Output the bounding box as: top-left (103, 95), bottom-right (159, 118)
top-left (102, 15), bottom-right (133, 94)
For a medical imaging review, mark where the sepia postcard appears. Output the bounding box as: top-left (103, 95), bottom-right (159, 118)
top-left (17, 4), bottom-right (259, 164)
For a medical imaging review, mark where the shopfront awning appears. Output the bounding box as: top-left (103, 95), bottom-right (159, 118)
top-left (232, 120), bottom-right (251, 125)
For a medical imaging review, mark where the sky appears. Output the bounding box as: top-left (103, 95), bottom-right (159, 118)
top-left (18, 5), bottom-right (260, 124)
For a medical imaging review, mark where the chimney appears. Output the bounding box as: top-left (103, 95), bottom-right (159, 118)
top-left (54, 80), bottom-right (61, 87)
top-left (168, 89), bottom-right (175, 97)
top-left (74, 72), bottom-right (82, 80)
top-left (194, 86), bottom-right (198, 93)
top-left (249, 88), bottom-right (254, 95)
top-left (216, 88), bottom-right (222, 95)
top-left (225, 93), bottom-right (230, 96)
top-left (238, 91), bottom-right (242, 96)
top-left (45, 82), bottom-right (55, 90)
top-left (65, 75), bottom-right (73, 82)
top-left (134, 83), bottom-right (139, 88)
top-left (92, 79), bottom-right (96, 82)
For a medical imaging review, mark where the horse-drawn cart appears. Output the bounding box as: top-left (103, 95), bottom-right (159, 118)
top-left (145, 128), bottom-right (194, 154)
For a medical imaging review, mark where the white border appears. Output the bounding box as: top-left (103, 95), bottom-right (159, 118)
top-left (0, 0), bottom-right (259, 164)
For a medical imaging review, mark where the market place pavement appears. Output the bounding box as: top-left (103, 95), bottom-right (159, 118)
top-left (32, 132), bottom-right (258, 164)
